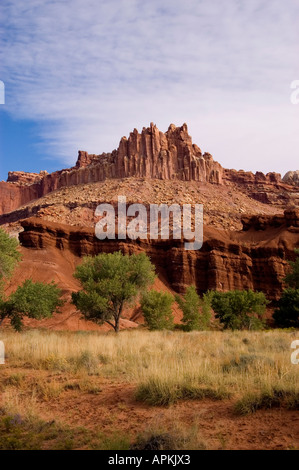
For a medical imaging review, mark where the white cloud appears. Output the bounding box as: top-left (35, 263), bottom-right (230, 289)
top-left (0, 0), bottom-right (298, 174)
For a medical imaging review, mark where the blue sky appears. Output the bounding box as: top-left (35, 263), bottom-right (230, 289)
top-left (0, 0), bottom-right (298, 181)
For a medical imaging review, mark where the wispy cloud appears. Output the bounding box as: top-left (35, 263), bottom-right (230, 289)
top-left (1, 0), bottom-right (298, 174)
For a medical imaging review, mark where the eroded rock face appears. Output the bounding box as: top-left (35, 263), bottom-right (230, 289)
top-left (114, 123), bottom-right (223, 183)
top-left (71, 123), bottom-right (223, 183)
top-left (283, 170), bottom-right (299, 186)
top-left (7, 171), bottom-right (48, 185)
top-left (0, 181), bottom-right (41, 215)
top-left (241, 209), bottom-right (299, 231)
top-left (19, 211), bottom-right (299, 300)
top-left (223, 169), bottom-right (282, 185)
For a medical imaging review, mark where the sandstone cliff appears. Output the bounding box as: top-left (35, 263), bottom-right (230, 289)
top-left (19, 210), bottom-right (299, 301)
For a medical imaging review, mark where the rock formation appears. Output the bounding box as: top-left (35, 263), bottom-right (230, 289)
top-left (1, 123), bottom-right (298, 217)
top-left (7, 170), bottom-right (48, 185)
top-left (0, 181), bottom-right (40, 215)
top-left (283, 170), bottom-right (299, 186)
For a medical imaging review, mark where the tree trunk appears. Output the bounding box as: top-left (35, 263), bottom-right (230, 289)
top-left (114, 319), bottom-right (120, 333)
top-left (114, 302), bottom-right (124, 333)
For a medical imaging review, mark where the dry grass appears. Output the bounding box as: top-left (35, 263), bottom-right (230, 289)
top-left (0, 328), bottom-right (298, 449)
top-left (1, 329), bottom-right (298, 408)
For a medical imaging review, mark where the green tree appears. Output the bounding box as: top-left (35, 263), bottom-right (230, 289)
top-left (211, 290), bottom-right (268, 330)
top-left (175, 286), bottom-right (212, 331)
top-left (72, 251), bottom-right (156, 332)
top-left (141, 290), bottom-right (174, 331)
top-left (273, 288), bottom-right (299, 328)
top-left (0, 228), bottom-right (21, 284)
top-left (0, 279), bottom-right (63, 331)
top-left (284, 249), bottom-right (299, 289)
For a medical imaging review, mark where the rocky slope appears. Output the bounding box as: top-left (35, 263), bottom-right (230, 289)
top-left (0, 177), bottom-right (288, 231)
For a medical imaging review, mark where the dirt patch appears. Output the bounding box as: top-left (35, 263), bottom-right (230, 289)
top-left (1, 369), bottom-right (296, 450)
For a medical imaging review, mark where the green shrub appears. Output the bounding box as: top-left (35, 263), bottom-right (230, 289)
top-left (0, 280), bottom-right (63, 331)
top-left (141, 290), bottom-right (174, 331)
top-left (135, 377), bottom-right (230, 406)
top-left (210, 290), bottom-right (268, 330)
top-left (235, 387), bottom-right (299, 415)
top-left (175, 286), bottom-right (212, 331)
top-left (0, 229), bottom-right (21, 283)
top-left (284, 248), bottom-right (299, 289)
top-left (273, 288), bottom-right (299, 328)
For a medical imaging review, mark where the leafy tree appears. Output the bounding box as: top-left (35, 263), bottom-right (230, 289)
top-left (0, 279), bottom-right (63, 331)
top-left (141, 290), bottom-right (174, 331)
top-left (175, 286), bottom-right (212, 331)
top-left (211, 290), bottom-right (268, 330)
top-left (0, 228), bottom-right (21, 285)
top-left (284, 249), bottom-right (299, 289)
top-left (72, 251), bottom-right (156, 332)
top-left (273, 288), bottom-right (299, 328)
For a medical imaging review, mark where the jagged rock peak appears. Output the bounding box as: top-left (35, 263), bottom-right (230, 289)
top-left (74, 123), bottom-right (223, 184)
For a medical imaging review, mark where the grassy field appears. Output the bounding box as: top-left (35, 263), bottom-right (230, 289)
top-left (0, 328), bottom-right (298, 450)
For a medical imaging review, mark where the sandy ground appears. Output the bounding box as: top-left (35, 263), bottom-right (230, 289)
top-left (1, 368), bottom-right (298, 450)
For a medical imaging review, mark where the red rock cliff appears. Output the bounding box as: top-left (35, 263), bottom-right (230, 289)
top-left (19, 210), bottom-right (299, 300)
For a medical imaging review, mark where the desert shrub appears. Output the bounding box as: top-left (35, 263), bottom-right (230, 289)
top-left (131, 427), bottom-right (207, 451)
top-left (210, 290), bottom-right (268, 330)
top-left (0, 280), bottom-right (63, 331)
top-left (273, 288), bottom-right (299, 328)
top-left (222, 354), bottom-right (274, 373)
top-left (0, 229), bottom-right (21, 283)
top-left (284, 248), bottom-right (299, 289)
top-left (0, 230), bottom-right (62, 332)
top-left (91, 431), bottom-right (131, 450)
top-left (141, 290), bottom-right (174, 331)
top-left (131, 433), bottom-right (175, 450)
top-left (135, 377), bottom-right (230, 406)
top-left (235, 387), bottom-right (299, 415)
top-left (175, 286), bottom-right (212, 331)
top-left (273, 250), bottom-right (299, 328)
top-left (69, 351), bottom-right (99, 374)
top-left (4, 374), bottom-right (25, 387)
top-left (0, 412), bottom-right (104, 450)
